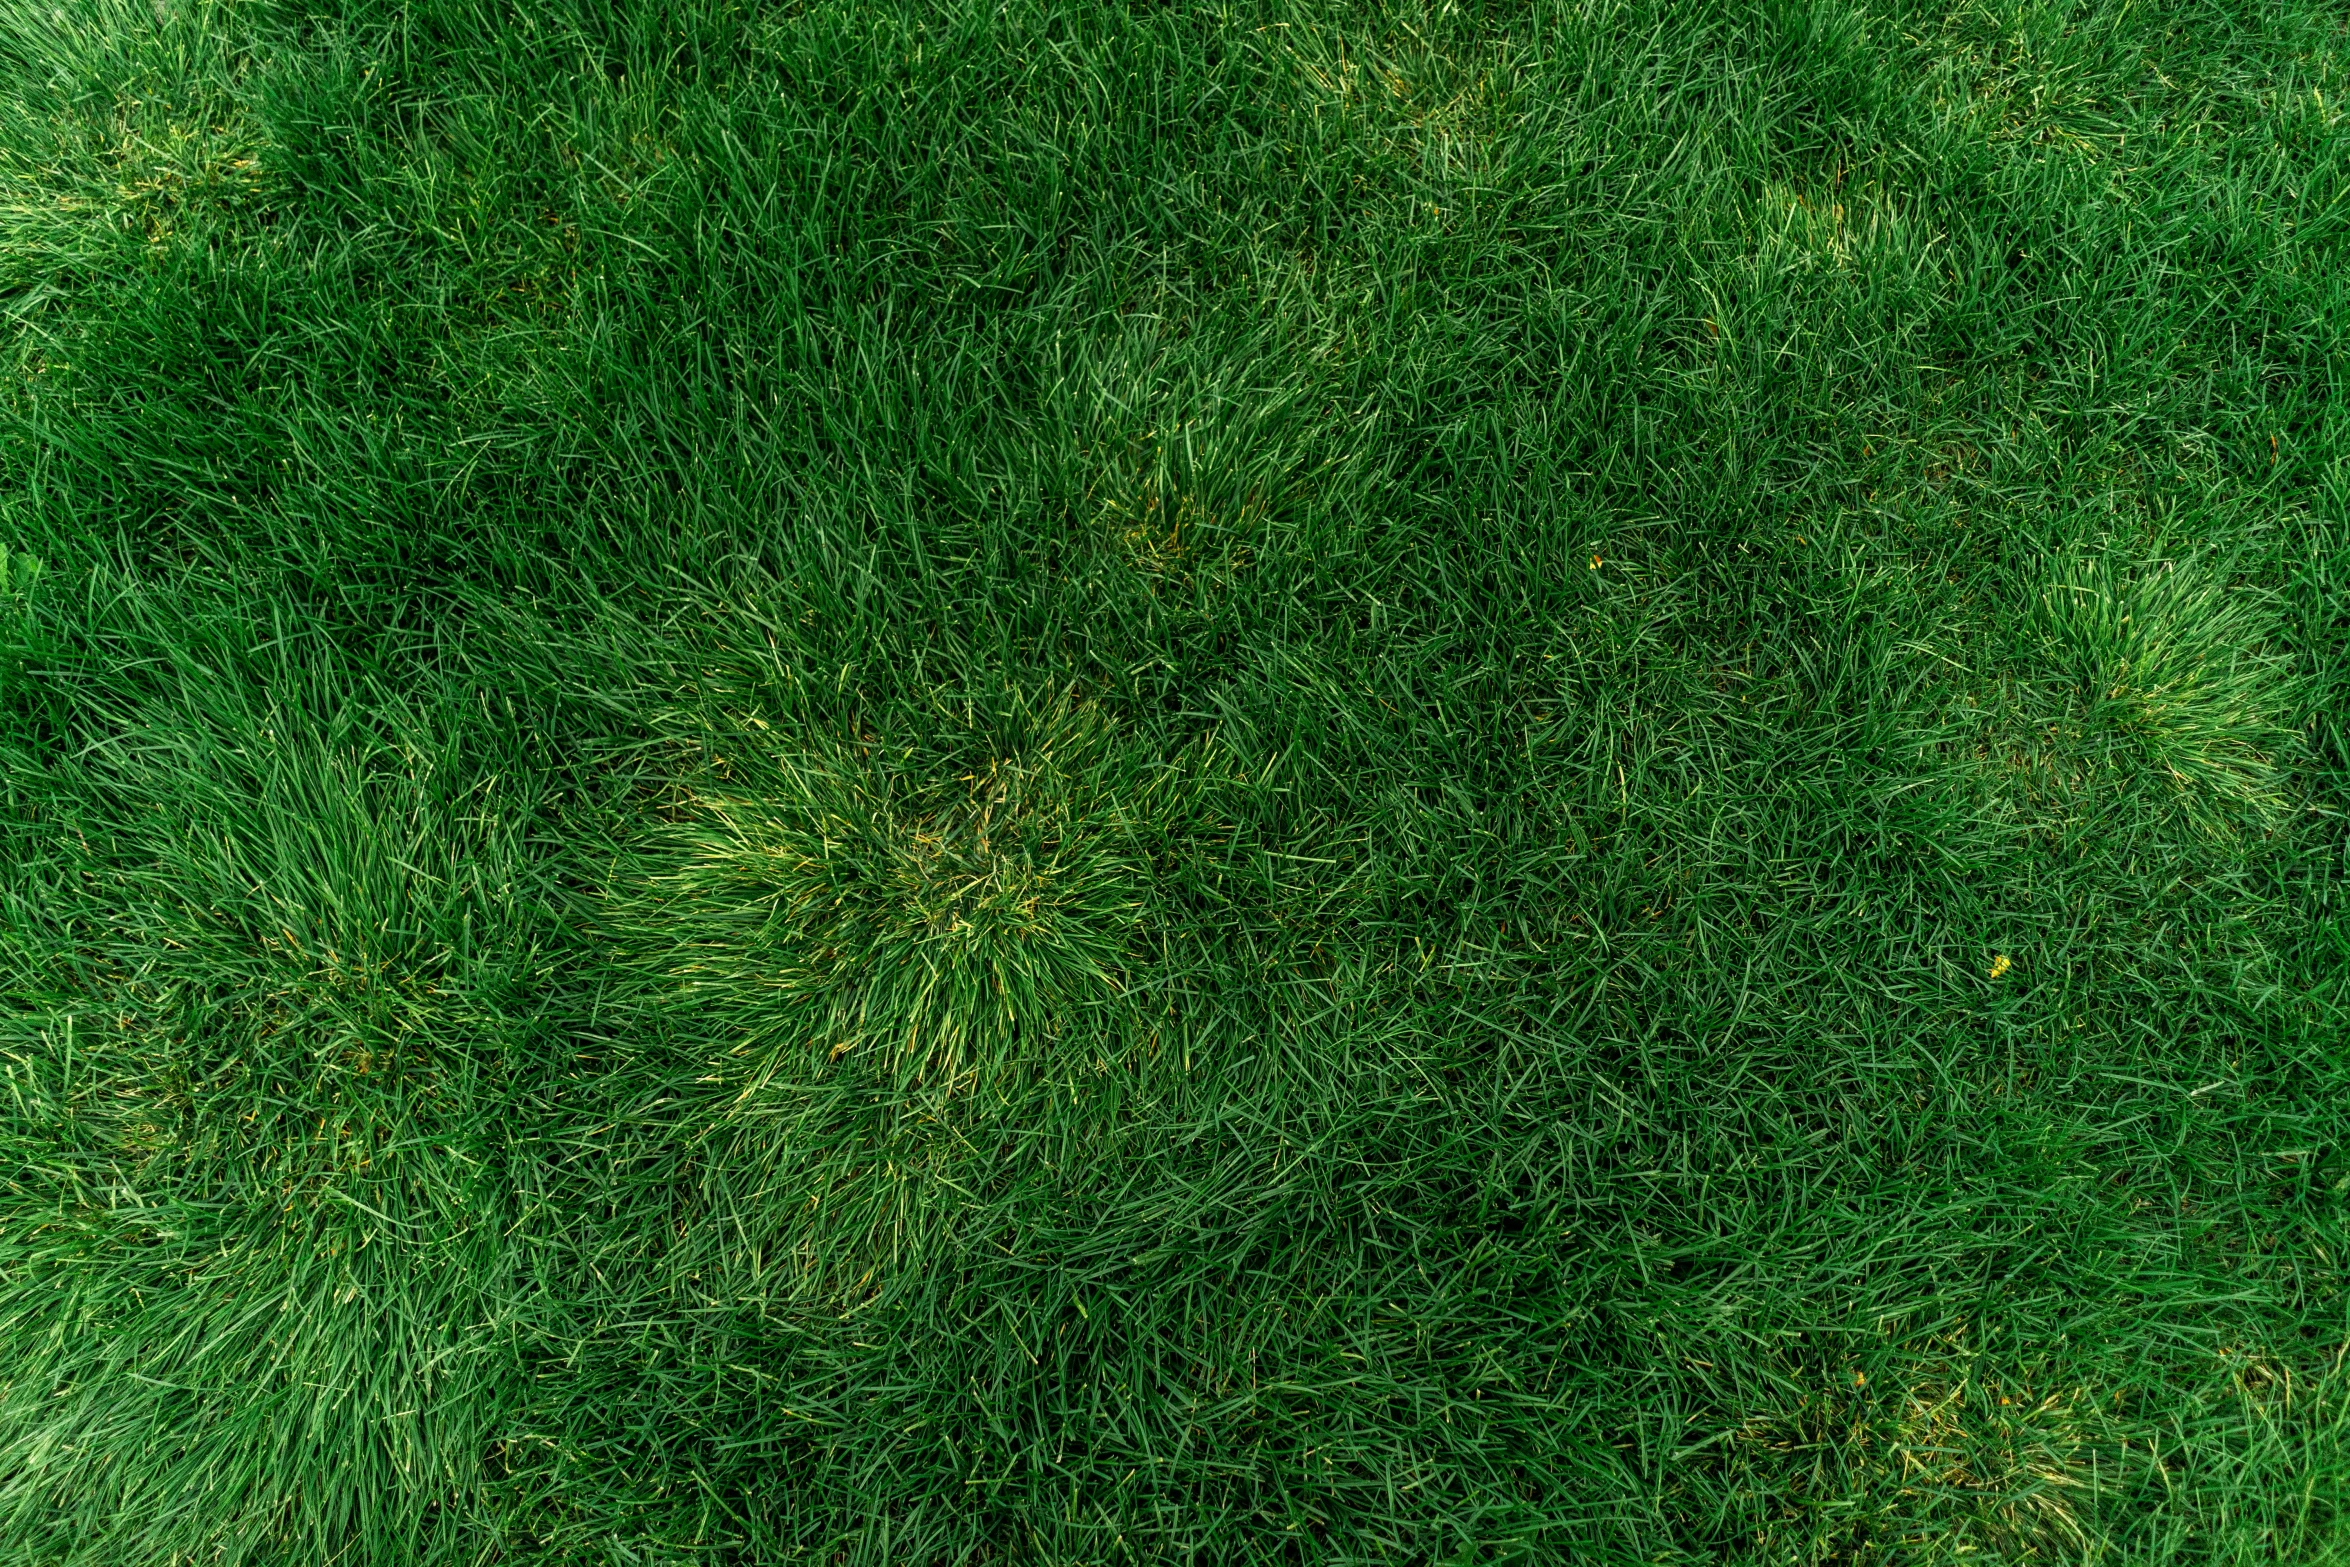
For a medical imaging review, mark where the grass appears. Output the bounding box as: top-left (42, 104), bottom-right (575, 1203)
top-left (0, 0), bottom-right (2346, 1560)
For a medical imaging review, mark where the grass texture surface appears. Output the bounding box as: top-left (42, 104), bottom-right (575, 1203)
top-left (2, 1), bottom-right (2348, 1561)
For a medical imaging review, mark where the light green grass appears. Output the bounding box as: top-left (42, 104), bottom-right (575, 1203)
top-left (1, 0), bottom-right (2346, 1561)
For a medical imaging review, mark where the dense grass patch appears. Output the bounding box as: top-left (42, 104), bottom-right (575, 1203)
top-left (2, 0), bottom-right (2346, 1561)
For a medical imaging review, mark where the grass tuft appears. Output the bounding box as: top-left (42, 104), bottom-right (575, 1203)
top-left (623, 691), bottom-right (1215, 1092)
top-left (2024, 548), bottom-right (2305, 832)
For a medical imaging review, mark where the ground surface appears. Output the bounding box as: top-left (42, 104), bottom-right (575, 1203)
top-left (2, 1), bottom-right (2347, 1562)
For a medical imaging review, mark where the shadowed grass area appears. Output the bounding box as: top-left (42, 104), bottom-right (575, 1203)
top-left (1, 0), bottom-right (2346, 1561)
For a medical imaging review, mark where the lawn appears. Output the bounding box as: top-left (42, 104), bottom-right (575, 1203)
top-left (1, 0), bottom-right (2347, 1561)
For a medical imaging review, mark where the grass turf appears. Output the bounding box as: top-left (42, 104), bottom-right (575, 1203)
top-left (2, 0), bottom-right (2348, 1560)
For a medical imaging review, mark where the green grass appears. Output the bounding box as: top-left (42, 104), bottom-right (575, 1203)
top-left (1, 0), bottom-right (2346, 1560)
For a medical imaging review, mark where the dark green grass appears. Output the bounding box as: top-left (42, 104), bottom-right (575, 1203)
top-left (2, 0), bottom-right (2347, 1560)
